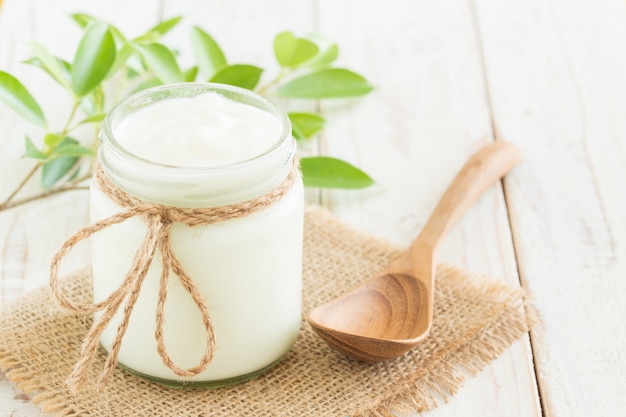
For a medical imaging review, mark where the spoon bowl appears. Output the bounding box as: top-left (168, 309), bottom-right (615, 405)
top-left (308, 141), bottom-right (522, 362)
top-left (309, 272), bottom-right (430, 361)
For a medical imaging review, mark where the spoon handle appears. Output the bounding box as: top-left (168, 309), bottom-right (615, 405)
top-left (411, 141), bottom-right (522, 257)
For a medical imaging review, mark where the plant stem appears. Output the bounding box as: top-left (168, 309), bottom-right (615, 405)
top-left (61, 98), bottom-right (81, 135)
top-left (256, 68), bottom-right (290, 96)
top-left (0, 162), bottom-right (43, 208)
top-left (0, 173), bottom-right (90, 212)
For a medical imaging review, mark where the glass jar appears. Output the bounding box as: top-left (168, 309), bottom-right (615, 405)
top-left (90, 83), bottom-right (304, 387)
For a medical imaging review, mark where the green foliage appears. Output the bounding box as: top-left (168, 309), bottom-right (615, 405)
top-left (41, 138), bottom-right (82, 189)
top-left (70, 14), bottom-right (127, 45)
top-left (134, 16), bottom-right (182, 42)
top-left (303, 34), bottom-right (339, 67)
top-left (71, 23), bottom-right (116, 96)
top-left (209, 64), bottom-right (263, 90)
top-left (23, 136), bottom-right (47, 160)
top-left (26, 42), bottom-right (72, 90)
top-left (288, 112), bottom-right (325, 140)
top-left (300, 157), bottom-right (374, 189)
top-left (183, 66), bottom-right (199, 82)
top-left (0, 71), bottom-right (47, 127)
top-left (191, 27), bottom-right (227, 79)
top-left (76, 113), bottom-right (107, 126)
top-left (134, 43), bottom-right (184, 84)
top-left (274, 32), bottom-right (319, 68)
top-left (278, 68), bottom-right (373, 98)
top-left (0, 17), bottom-right (375, 205)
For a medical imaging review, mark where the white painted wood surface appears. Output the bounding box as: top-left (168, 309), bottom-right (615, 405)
top-left (0, 0), bottom-right (624, 416)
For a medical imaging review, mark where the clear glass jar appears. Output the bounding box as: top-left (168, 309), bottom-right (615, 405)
top-left (90, 83), bottom-right (304, 387)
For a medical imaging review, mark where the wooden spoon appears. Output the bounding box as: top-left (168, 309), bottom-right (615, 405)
top-left (308, 141), bottom-right (522, 362)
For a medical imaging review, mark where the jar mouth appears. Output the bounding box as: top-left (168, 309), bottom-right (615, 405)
top-left (100, 82), bottom-right (292, 173)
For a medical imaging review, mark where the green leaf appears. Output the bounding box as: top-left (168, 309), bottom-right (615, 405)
top-left (190, 27), bottom-right (227, 79)
top-left (125, 52), bottom-right (147, 77)
top-left (106, 43), bottom-right (135, 79)
top-left (70, 13), bottom-right (92, 29)
top-left (313, 44), bottom-right (339, 66)
top-left (71, 14), bottom-right (127, 45)
top-left (41, 137), bottom-right (81, 189)
top-left (291, 122), bottom-right (304, 141)
top-left (183, 66), bottom-right (199, 82)
top-left (23, 136), bottom-right (48, 160)
top-left (0, 71), bottom-right (47, 127)
top-left (134, 16), bottom-right (182, 42)
top-left (278, 68), bottom-right (373, 98)
top-left (41, 157), bottom-right (81, 189)
top-left (26, 42), bottom-right (72, 90)
top-left (274, 31), bottom-right (319, 68)
top-left (128, 77), bottom-right (163, 95)
top-left (300, 156), bottom-right (374, 189)
top-left (149, 16), bottom-right (183, 36)
top-left (43, 133), bottom-right (64, 148)
top-left (76, 113), bottom-right (107, 125)
top-left (135, 43), bottom-right (184, 84)
top-left (288, 112), bottom-right (325, 140)
top-left (52, 143), bottom-right (95, 158)
top-left (23, 56), bottom-right (72, 87)
top-left (79, 94), bottom-right (97, 116)
top-left (79, 85), bottom-right (105, 116)
top-left (304, 33), bottom-right (339, 67)
top-left (71, 23), bottom-right (116, 96)
top-left (209, 64), bottom-right (263, 90)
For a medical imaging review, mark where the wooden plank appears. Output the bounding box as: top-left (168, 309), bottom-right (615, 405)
top-left (316, 0), bottom-right (541, 415)
top-left (473, 0), bottom-right (626, 416)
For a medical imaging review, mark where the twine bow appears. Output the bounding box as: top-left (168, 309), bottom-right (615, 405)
top-left (50, 161), bottom-right (299, 392)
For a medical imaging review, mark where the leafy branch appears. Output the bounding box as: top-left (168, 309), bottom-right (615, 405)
top-left (0, 15), bottom-right (374, 211)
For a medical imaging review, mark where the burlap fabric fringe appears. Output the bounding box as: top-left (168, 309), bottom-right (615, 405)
top-left (0, 206), bottom-right (536, 416)
top-left (48, 161), bottom-right (300, 392)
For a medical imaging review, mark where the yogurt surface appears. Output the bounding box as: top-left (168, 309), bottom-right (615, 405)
top-left (113, 92), bottom-right (283, 167)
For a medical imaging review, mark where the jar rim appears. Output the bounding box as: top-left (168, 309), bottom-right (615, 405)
top-left (100, 82), bottom-right (293, 173)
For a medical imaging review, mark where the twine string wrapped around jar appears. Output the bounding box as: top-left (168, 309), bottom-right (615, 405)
top-left (49, 160), bottom-right (300, 392)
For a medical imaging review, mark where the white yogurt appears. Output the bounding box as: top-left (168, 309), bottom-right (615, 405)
top-left (90, 84), bottom-right (303, 385)
top-left (113, 92), bottom-right (282, 167)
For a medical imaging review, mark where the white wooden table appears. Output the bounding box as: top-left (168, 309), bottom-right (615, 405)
top-left (1, 0), bottom-right (625, 416)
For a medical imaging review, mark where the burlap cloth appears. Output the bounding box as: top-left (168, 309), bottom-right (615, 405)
top-left (0, 206), bottom-right (535, 416)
